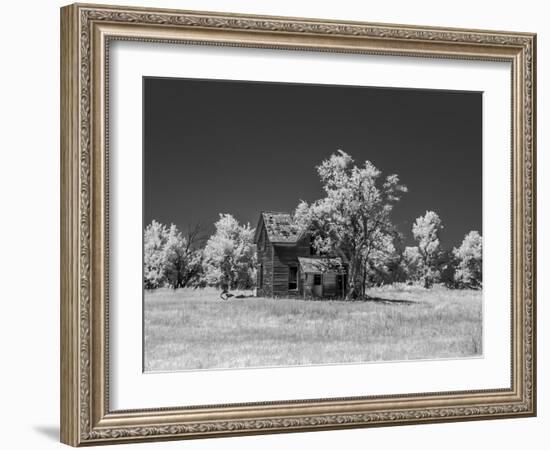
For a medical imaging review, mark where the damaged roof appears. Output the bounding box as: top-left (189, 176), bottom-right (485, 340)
top-left (255, 212), bottom-right (301, 244)
top-left (298, 257), bottom-right (346, 274)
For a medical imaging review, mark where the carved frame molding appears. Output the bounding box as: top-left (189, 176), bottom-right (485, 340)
top-left (61, 3), bottom-right (536, 446)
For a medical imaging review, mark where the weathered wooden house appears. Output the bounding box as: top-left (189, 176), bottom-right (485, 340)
top-left (254, 212), bottom-right (347, 299)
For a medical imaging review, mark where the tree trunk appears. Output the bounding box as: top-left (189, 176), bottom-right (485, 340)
top-left (360, 264), bottom-right (367, 298)
top-left (346, 258), bottom-right (363, 300)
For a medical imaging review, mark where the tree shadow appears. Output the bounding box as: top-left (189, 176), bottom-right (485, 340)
top-left (299, 296), bottom-right (422, 305)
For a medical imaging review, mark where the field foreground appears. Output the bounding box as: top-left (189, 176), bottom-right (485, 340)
top-left (144, 285), bottom-right (482, 372)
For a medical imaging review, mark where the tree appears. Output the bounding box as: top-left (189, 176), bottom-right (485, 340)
top-left (411, 211), bottom-right (443, 287)
top-left (294, 150), bottom-right (407, 299)
top-left (163, 224), bottom-right (204, 289)
top-left (365, 231), bottom-right (402, 286)
top-left (453, 231), bottom-right (482, 289)
top-left (202, 214), bottom-right (256, 290)
top-left (401, 246), bottom-right (423, 283)
top-left (438, 249), bottom-right (459, 288)
top-left (143, 220), bottom-right (205, 290)
top-left (143, 220), bottom-right (168, 289)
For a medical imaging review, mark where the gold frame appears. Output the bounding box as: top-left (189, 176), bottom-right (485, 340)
top-left (60, 2), bottom-right (537, 446)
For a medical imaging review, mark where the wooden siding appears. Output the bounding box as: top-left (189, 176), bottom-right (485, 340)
top-left (302, 273), bottom-right (313, 297)
top-left (322, 273), bottom-right (338, 297)
top-left (272, 236), bottom-right (310, 297)
top-left (256, 227), bottom-right (273, 297)
top-left (302, 272), bottom-right (345, 299)
top-left (255, 227), bottom-right (345, 299)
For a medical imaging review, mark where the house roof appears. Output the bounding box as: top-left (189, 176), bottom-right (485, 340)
top-left (255, 212), bottom-right (301, 244)
top-left (298, 257), bottom-right (346, 274)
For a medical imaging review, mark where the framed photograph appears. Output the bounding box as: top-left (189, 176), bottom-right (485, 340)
top-left (60, 3), bottom-right (537, 446)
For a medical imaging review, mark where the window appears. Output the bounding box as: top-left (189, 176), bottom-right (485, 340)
top-left (313, 274), bottom-right (322, 286)
top-left (288, 266), bottom-right (298, 291)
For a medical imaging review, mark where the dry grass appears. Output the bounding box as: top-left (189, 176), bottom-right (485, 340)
top-left (144, 284), bottom-right (482, 372)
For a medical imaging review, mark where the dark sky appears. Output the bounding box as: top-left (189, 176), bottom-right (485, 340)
top-left (144, 77), bottom-right (481, 249)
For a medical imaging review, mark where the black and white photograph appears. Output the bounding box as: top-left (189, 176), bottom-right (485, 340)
top-left (1, 0), bottom-right (544, 447)
top-left (143, 77), bottom-right (483, 372)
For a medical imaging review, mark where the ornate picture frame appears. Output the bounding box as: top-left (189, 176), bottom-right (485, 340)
top-left (60, 2), bottom-right (536, 446)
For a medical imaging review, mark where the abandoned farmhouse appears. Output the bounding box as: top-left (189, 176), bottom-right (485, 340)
top-left (254, 212), bottom-right (347, 299)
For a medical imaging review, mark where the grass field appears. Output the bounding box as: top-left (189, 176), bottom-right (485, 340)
top-left (144, 285), bottom-right (482, 372)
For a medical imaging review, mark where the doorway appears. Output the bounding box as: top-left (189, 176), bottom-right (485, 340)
top-left (313, 273), bottom-right (323, 297)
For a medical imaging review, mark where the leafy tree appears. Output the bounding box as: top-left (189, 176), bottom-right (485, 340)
top-left (294, 150), bottom-right (407, 299)
top-left (203, 214), bottom-right (256, 290)
top-left (143, 221), bottom-right (204, 289)
top-left (401, 246), bottom-right (423, 283)
top-left (437, 249), bottom-right (458, 288)
top-left (365, 231), bottom-right (402, 286)
top-left (143, 220), bottom-right (168, 289)
top-left (411, 211), bottom-right (443, 287)
top-left (163, 224), bottom-right (204, 289)
top-left (453, 231), bottom-right (482, 289)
